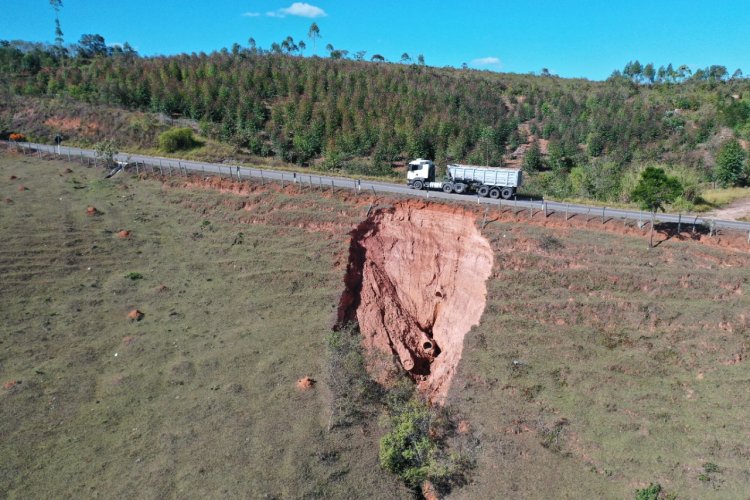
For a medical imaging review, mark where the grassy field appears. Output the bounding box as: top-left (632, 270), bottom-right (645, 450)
top-left (2, 152), bottom-right (750, 499)
top-left (0, 153), bottom-right (407, 498)
top-left (455, 222), bottom-right (750, 498)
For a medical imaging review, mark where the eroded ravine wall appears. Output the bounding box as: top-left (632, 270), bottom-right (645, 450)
top-left (337, 201), bottom-right (493, 403)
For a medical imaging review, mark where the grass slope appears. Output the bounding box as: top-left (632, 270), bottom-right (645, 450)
top-left (0, 153), bottom-right (406, 498)
top-left (2, 152), bottom-right (750, 499)
top-left (455, 223), bottom-right (750, 498)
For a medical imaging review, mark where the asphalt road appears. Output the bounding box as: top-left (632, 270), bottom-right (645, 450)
top-left (8, 140), bottom-right (750, 234)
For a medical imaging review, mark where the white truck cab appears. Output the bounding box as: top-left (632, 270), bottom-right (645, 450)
top-left (406, 158), bottom-right (436, 185)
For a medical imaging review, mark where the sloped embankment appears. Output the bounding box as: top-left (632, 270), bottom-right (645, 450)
top-left (338, 201), bottom-right (493, 402)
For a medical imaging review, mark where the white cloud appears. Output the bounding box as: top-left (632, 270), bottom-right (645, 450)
top-left (472, 57), bottom-right (502, 67)
top-left (242, 12), bottom-right (261, 17)
top-left (267, 2), bottom-right (327, 18)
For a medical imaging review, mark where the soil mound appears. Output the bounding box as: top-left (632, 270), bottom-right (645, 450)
top-left (338, 201), bottom-right (493, 403)
top-left (117, 230), bottom-right (131, 239)
top-left (127, 309), bottom-right (144, 321)
top-left (18, 185), bottom-right (27, 192)
top-left (4, 198), bottom-right (12, 204)
top-left (296, 376), bottom-right (316, 390)
top-left (9, 175), bottom-right (18, 180)
top-left (86, 206), bottom-right (99, 216)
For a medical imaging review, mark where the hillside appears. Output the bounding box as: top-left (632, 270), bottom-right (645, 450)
top-left (2, 152), bottom-right (750, 498)
top-left (2, 40), bottom-right (750, 208)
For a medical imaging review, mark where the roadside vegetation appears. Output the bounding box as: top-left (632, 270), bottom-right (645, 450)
top-left (3, 26), bottom-right (750, 211)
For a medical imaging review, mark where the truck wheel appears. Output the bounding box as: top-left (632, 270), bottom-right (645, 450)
top-left (454, 183), bottom-right (466, 194)
top-left (442, 183), bottom-right (453, 194)
top-left (489, 188), bottom-right (501, 199)
top-left (413, 180), bottom-right (424, 190)
top-left (501, 187), bottom-right (513, 199)
top-left (477, 186), bottom-right (490, 197)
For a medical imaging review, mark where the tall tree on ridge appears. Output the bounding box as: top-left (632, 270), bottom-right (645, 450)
top-left (308, 23), bottom-right (321, 55)
top-left (50, 0), bottom-right (64, 55)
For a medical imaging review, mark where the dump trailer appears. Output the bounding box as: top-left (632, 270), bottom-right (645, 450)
top-left (406, 159), bottom-right (522, 199)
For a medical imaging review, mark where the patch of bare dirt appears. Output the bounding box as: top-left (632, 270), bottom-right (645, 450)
top-left (86, 206), bottom-right (99, 216)
top-left (127, 309), bottom-right (144, 321)
top-left (706, 197), bottom-right (750, 221)
top-left (296, 376), bottom-right (316, 390)
top-left (117, 230), bottom-right (131, 239)
top-left (44, 116), bottom-right (82, 131)
top-left (337, 200), bottom-right (493, 403)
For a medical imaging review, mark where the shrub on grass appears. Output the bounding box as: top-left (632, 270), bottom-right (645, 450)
top-left (158, 127), bottom-right (198, 153)
top-left (9, 133), bottom-right (26, 142)
top-left (379, 397), bottom-right (474, 493)
top-left (635, 483), bottom-right (661, 500)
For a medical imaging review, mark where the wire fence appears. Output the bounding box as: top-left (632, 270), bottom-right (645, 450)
top-left (5, 140), bottom-right (750, 244)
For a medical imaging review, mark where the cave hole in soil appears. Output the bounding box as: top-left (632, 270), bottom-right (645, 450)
top-left (337, 202), bottom-right (493, 403)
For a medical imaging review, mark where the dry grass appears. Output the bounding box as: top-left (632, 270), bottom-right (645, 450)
top-left (700, 187), bottom-right (750, 207)
top-left (453, 223), bottom-right (750, 498)
top-left (2, 151), bottom-right (750, 498)
top-left (0, 153), bottom-right (407, 498)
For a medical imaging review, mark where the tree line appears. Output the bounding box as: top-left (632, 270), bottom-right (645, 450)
top-left (2, 28), bottom-right (750, 204)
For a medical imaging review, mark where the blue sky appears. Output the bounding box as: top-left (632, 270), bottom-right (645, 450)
top-left (1, 1), bottom-right (748, 80)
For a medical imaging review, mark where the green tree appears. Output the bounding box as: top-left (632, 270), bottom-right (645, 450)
top-left (631, 166), bottom-right (682, 212)
top-left (78, 34), bottom-right (107, 58)
top-left (50, 0), bottom-right (64, 49)
top-left (307, 23), bottom-right (321, 54)
top-left (643, 63), bottom-right (656, 83)
top-left (631, 167), bottom-right (683, 247)
top-left (715, 139), bottom-right (746, 187)
top-left (94, 139), bottom-right (118, 167)
top-left (523, 141), bottom-right (543, 172)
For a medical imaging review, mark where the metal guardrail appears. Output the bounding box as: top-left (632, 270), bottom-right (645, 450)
top-left (5, 140), bottom-right (750, 240)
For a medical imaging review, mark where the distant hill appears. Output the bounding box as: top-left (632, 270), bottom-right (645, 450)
top-left (2, 40), bottom-right (749, 204)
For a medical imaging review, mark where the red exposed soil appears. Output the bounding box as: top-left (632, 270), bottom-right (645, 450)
top-left (421, 481), bottom-right (440, 500)
top-left (149, 170), bottom-right (750, 253)
top-left (117, 230), bottom-right (131, 239)
top-left (127, 309), bottom-right (144, 321)
top-left (338, 201), bottom-right (493, 403)
top-left (154, 284), bottom-right (170, 293)
top-left (3, 380), bottom-right (21, 390)
top-left (296, 376), bottom-right (316, 390)
top-left (86, 206), bottom-right (99, 216)
top-left (18, 185), bottom-right (27, 192)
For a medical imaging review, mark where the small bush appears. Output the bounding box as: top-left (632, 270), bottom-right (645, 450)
top-left (124, 272), bottom-right (143, 281)
top-left (158, 127), bottom-right (198, 153)
top-left (538, 234), bottom-right (564, 252)
top-left (9, 133), bottom-right (26, 142)
top-left (635, 483), bottom-right (661, 500)
top-left (379, 397), bottom-right (474, 493)
top-left (703, 462), bottom-right (720, 474)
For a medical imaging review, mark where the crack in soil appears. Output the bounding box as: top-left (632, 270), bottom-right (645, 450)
top-left (337, 201), bottom-right (493, 403)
